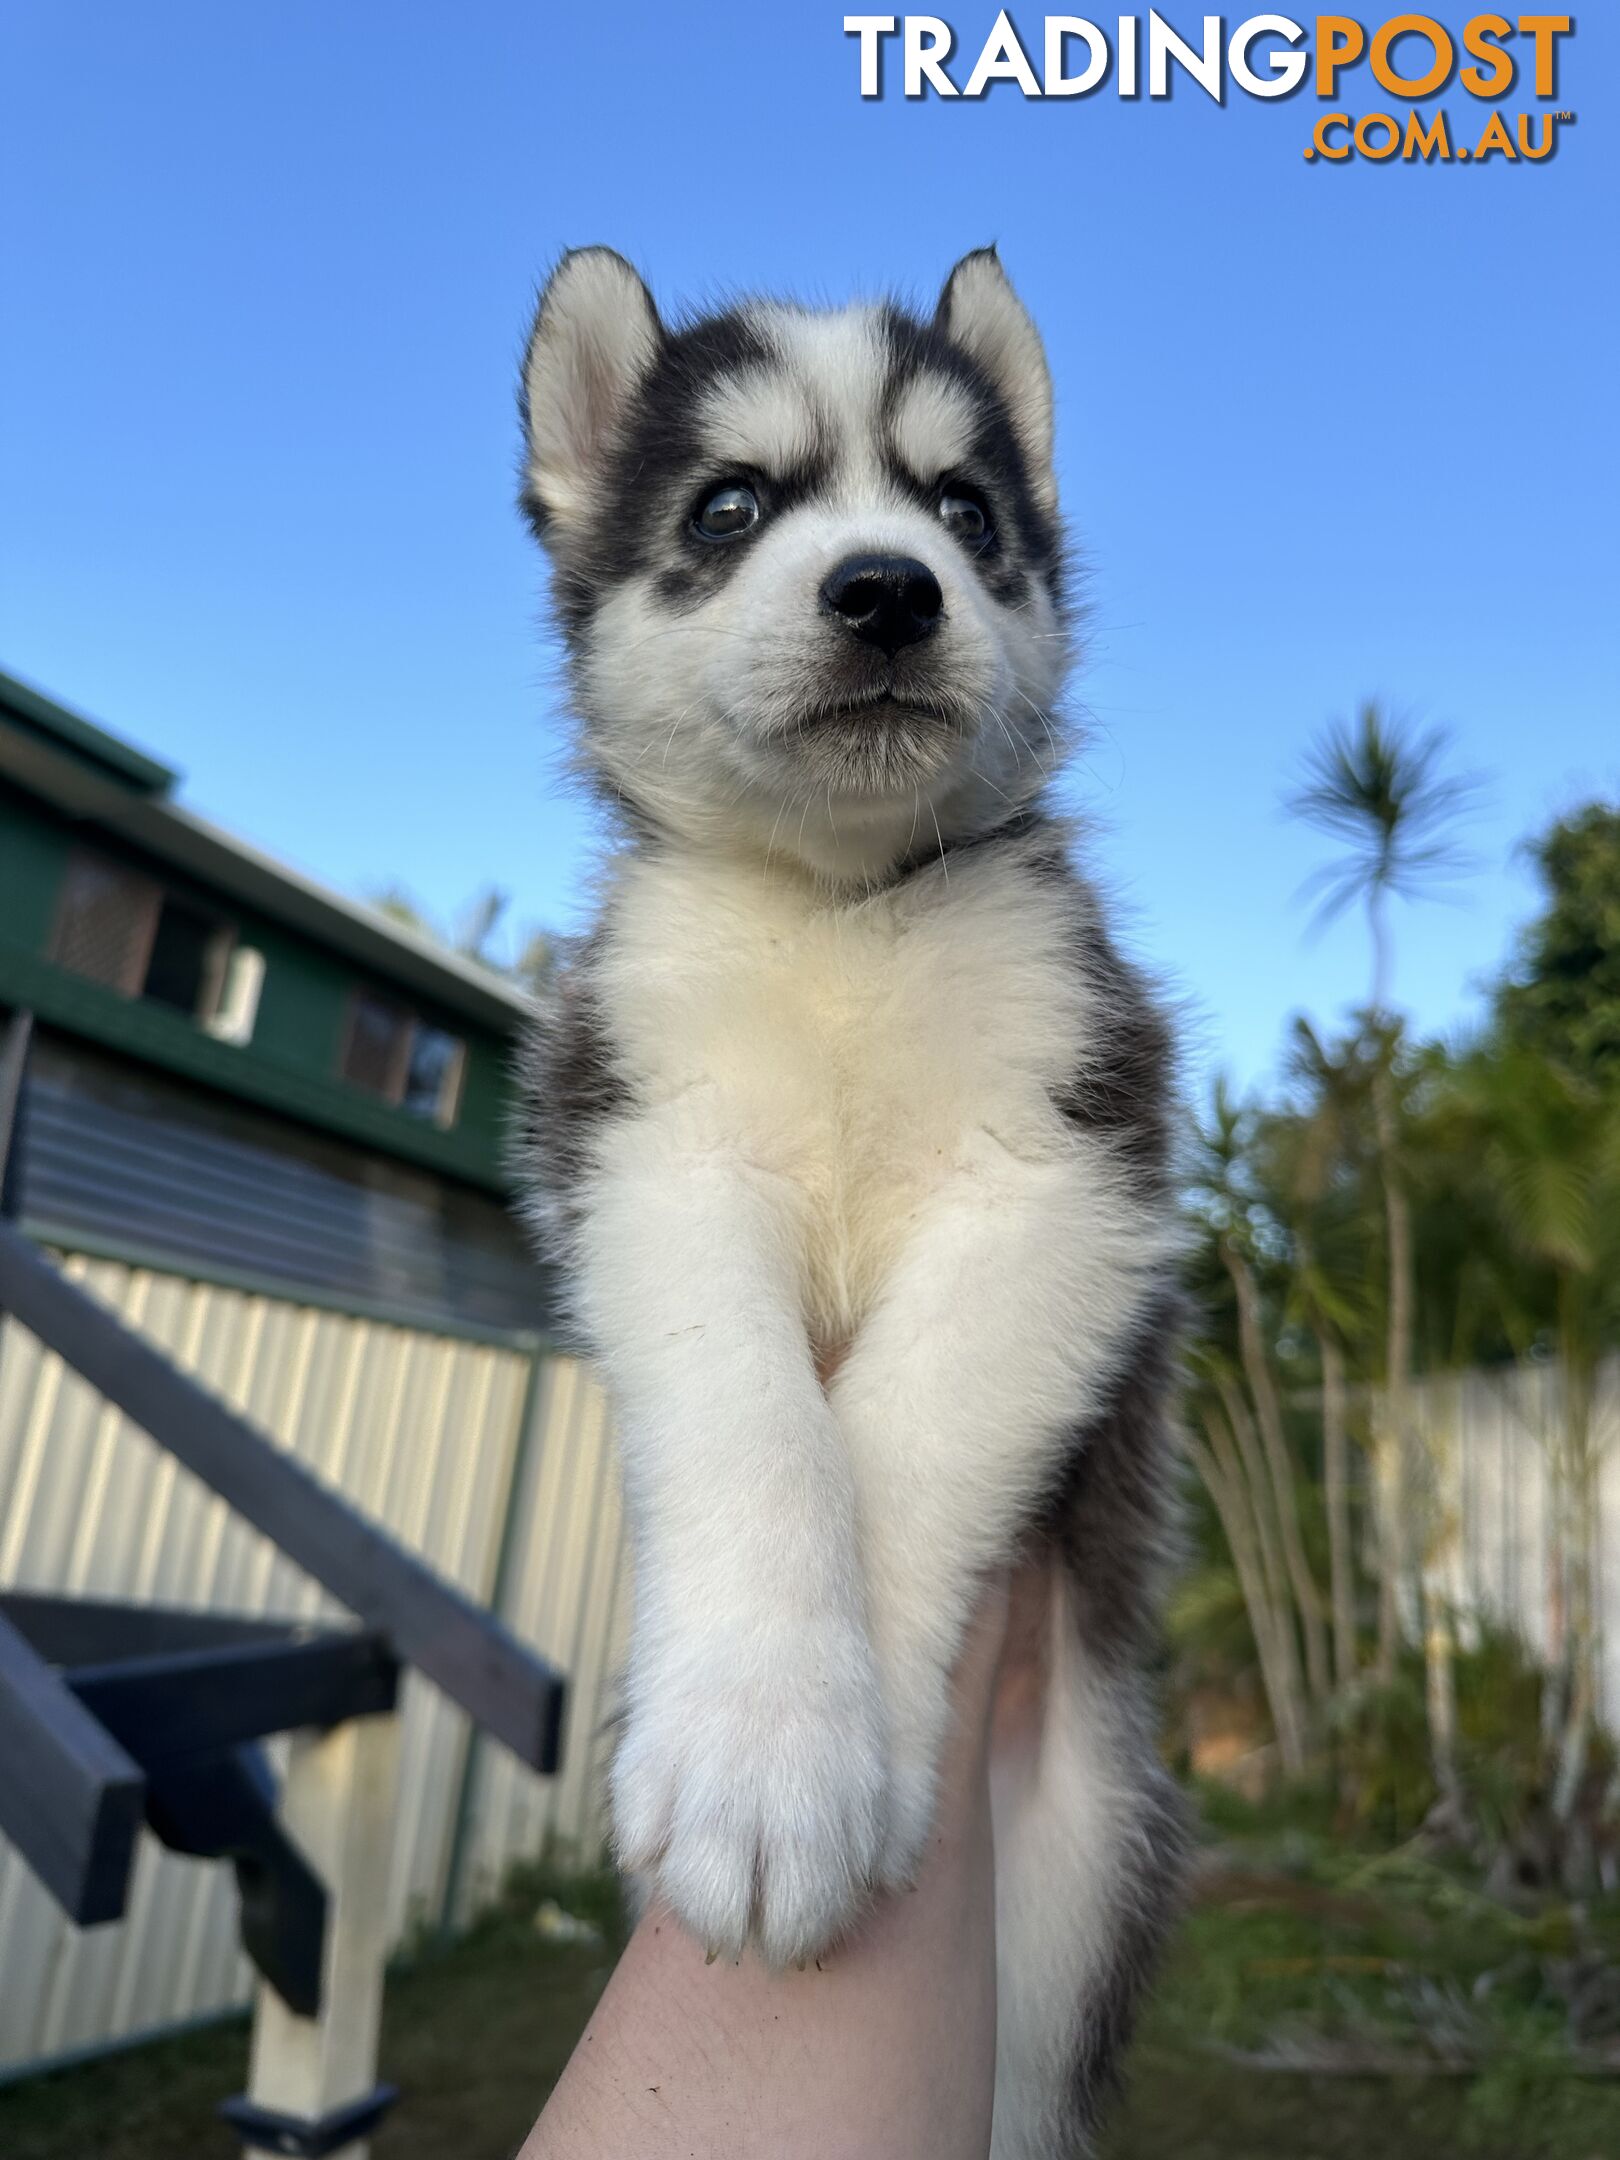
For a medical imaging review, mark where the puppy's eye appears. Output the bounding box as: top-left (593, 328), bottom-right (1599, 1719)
top-left (694, 484), bottom-right (760, 541)
top-left (938, 489), bottom-right (991, 543)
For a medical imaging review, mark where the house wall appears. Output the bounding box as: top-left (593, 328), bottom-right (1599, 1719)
top-left (0, 787), bottom-right (66, 957)
top-left (0, 1253), bottom-right (627, 2080)
top-left (0, 775), bottom-right (515, 1190)
top-left (15, 1031), bottom-right (551, 1336)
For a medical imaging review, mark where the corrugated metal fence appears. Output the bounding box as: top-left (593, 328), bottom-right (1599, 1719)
top-left (1409, 1356), bottom-right (1620, 1725)
top-left (0, 1252), bottom-right (627, 2077)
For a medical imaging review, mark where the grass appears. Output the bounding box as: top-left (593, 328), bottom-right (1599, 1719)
top-left (1101, 1786), bottom-right (1620, 2160)
top-left (1105, 1882), bottom-right (1620, 2158)
top-left (0, 1863), bottom-right (627, 2160)
top-left (3, 1822), bottom-right (1617, 2160)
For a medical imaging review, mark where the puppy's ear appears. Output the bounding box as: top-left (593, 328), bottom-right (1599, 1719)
top-left (934, 249), bottom-right (1056, 513)
top-left (520, 248), bottom-right (662, 531)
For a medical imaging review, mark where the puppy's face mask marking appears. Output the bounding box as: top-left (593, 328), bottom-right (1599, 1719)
top-left (520, 248), bottom-right (1069, 875)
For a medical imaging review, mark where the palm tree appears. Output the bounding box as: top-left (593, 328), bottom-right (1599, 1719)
top-left (1181, 1356), bottom-right (1312, 1779)
top-left (1189, 1080), bottom-right (1331, 1727)
top-left (1289, 702), bottom-right (1480, 1017)
top-left (1274, 1020), bottom-right (1378, 1692)
top-left (370, 883), bottom-right (556, 994)
top-left (1288, 703), bottom-right (1480, 1807)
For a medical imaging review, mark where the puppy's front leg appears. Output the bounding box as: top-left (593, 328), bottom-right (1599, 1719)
top-left (830, 1131), bottom-right (1170, 1880)
top-left (580, 1104), bottom-right (890, 1965)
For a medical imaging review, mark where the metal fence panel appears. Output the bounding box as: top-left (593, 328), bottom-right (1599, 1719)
top-left (0, 1252), bottom-right (627, 2078)
top-left (445, 1354), bottom-right (630, 1928)
top-left (1410, 1356), bottom-right (1620, 1725)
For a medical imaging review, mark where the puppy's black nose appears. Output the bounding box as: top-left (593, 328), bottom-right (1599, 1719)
top-left (820, 555), bottom-right (943, 656)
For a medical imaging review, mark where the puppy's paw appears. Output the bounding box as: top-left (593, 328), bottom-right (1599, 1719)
top-left (867, 1662), bottom-right (954, 1890)
top-left (875, 1741), bottom-right (940, 1890)
top-left (612, 1616), bottom-right (891, 1966)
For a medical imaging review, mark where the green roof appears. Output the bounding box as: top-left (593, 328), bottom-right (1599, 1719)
top-left (0, 668), bottom-right (177, 795)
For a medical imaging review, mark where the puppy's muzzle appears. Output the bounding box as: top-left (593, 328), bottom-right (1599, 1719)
top-left (820, 554), bottom-right (944, 658)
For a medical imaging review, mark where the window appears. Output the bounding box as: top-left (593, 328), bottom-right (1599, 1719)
top-left (338, 992), bottom-right (465, 1128)
top-left (402, 1024), bottom-right (466, 1126)
top-left (142, 896), bottom-right (232, 1019)
top-left (50, 853), bottom-right (161, 994)
top-left (339, 991), bottom-right (412, 1099)
top-left (206, 945), bottom-right (266, 1047)
top-left (51, 849), bottom-right (238, 1028)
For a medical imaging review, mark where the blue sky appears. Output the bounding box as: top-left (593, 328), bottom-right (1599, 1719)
top-left (4, 4), bottom-right (1616, 1092)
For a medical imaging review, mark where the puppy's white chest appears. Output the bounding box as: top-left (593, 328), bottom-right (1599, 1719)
top-left (608, 853), bottom-right (1088, 1335)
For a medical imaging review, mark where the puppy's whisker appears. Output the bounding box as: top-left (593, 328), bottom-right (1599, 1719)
top-left (926, 796), bottom-right (949, 885)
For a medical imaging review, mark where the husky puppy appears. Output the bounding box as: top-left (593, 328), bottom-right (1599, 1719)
top-left (515, 247), bottom-right (1185, 2156)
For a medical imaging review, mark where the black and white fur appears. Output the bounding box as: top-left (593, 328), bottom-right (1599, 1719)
top-left (514, 246), bottom-right (1186, 2156)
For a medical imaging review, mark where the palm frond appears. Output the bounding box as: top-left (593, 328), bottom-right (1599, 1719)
top-left (1285, 701), bottom-right (1485, 918)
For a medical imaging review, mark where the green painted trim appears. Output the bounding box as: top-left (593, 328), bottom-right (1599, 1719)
top-left (0, 946), bottom-right (510, 1192)
top-left (0, 669), bottom-right (176, 795)
top-left (21, 1217), bottom-right (552, 1354)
